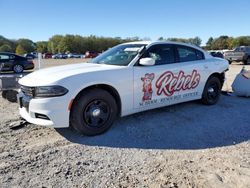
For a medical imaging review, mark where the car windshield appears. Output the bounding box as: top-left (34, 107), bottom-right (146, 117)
top-left (89, 44), bottom-right (146, 66)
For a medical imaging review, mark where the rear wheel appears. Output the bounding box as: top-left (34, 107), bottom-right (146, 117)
top-left (13, 64), bottom-right (24, 73)
top-left (70, 88), bottom-right (118, 136)
top-left (202, 77), bottom-right (221, 105)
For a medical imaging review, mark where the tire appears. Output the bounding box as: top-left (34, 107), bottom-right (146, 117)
top-left (244, 57), bottom-right (250, 65)
top-left (201, 77), bottom-right (221, 105)
top-left (70, 88), bottom-right (118, 136)
top-left (5, 90), bottom-right (18, 102)
top-left (13, 64), bottom-right (24, 73)
top-left (2, 91), bottom-right (7, 99)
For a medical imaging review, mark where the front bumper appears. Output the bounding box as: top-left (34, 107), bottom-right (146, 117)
top-left (17, 92), bottom-right (70, 128)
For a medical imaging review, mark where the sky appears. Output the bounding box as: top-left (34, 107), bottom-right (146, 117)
top-left (0, 0), bottom-right (250, 45)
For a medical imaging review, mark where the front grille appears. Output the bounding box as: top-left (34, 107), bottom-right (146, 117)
top-left (21, 85), bottom-right (35, 97)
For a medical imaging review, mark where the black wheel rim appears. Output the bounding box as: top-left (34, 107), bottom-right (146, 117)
top-left (14, 65), bottom-right (23, 73)
top-left (207, 83), bottom-right (219, 102)
top-left (83, 100), bottom-right (110, 128)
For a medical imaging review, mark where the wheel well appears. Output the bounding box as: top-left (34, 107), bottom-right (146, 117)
top-left (71, 84), bottom-right (122, 116)
top-left (208, 72), bottom-right (225, 87)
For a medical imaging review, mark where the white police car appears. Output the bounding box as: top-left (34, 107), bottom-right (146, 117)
top-left (18, 41), bottom-right (229, 135)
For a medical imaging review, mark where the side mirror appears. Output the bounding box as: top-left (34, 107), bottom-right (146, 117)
top-left (139, 58), bottom-right (155, 66)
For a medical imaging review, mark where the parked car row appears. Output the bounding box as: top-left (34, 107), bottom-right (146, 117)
top-left (42, 51), bottom-right (98, 59)
top-left (21, 51), bottom-right (99, 59)
top-left (208, 46), bottom-right (250, 65)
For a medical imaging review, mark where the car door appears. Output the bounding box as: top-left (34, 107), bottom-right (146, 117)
top-left (133, 44), bottom-right (208, 110)
top-left (133, 44), bottom-right (183, 109)
top-left (174, 45), bottom-right (209, 103)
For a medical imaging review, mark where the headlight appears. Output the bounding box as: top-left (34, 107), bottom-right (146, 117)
top-left (35, 85), bottom-right (68, 98)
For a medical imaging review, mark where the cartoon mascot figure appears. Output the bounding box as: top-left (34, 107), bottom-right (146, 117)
top-left (141, 73), bottom-right (155, 101)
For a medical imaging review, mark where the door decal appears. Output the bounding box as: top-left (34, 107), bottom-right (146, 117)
top-left (156, 70), bottom-right (201, 96)
top-left (141, 73), bottom-right (155, 101)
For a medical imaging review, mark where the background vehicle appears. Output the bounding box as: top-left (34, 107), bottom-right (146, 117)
top-left (67, 53), bottom-right (83, 58)
top-left (52, 53), bottom-right (67, 59)
top-left (0, 52), bottom-right (34, 73)
top-left (209, 51), bottom-right (224, 58)
top-left (43, 53), bottom-right (53, 59)
top-left (85, 51), bottom-right (99, 58)
top-left (224, 46), bottom-right (250, 64)
top-left (24, 53), bottom-right (36, 59)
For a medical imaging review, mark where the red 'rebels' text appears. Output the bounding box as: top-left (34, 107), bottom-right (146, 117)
top-left (156, 70), bottom-right (201, 96)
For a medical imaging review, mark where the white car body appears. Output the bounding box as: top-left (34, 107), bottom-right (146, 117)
top-left (18, 41), bottom-right (229, 128)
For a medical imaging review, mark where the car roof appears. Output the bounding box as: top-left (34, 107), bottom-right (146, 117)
top-left (124, 40), bottom-right (203, 50)
top-left (0, 52), bottom-right (16, 55)
top-left (123, 41), bottom-right (211, 59)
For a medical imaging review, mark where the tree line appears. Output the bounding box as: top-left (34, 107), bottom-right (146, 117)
top-left (205, 36), bottom-right (250, 50)
top-left (158, 36), bottom-right (202, 47)
top-left (1, 34), bottom-right (250, 55)
top-left (158, 36), bottom-right (250, 50)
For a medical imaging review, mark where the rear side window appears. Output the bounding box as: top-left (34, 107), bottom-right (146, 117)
top-left (0, 55), bottom-right (9, 60)
top-left (176, 45), bottom-right (204, 62)
top-left (196, 50), bottom-right (204, 60)
top-left (142, 44), bottom-right (175, 65)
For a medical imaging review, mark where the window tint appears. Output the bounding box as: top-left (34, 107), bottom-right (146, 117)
top-left (176, 46), bottom-right (204, 62)
top-left (0, 55), bottom-right (9, 60)
top-left (143, 44), bottom-right (175, 65)
top-left (10, 55), bottom-right (15, 59)
top-left (196, 50), bottom-right (204, 60)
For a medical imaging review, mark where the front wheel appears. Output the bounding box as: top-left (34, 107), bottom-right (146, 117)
top-left (201, 77), bottom-right (221, 105)
top-left (70, 88), bottom-right (118, 136)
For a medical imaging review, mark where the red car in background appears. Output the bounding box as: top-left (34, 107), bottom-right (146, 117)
top-left (42, 53), bottom-right (53, 59)
top-left (85, 51), bottom-right (99, 58)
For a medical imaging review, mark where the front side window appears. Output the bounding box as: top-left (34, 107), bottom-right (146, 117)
top-left (90, 44), bottom-right (146, 66)
top-left (176, 46), bottom-right (204, 62)
top-left (142, 44), bottom-right (175, 65)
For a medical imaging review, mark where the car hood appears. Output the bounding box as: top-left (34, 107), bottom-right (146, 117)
top-left (19, 63), bottom-right (123, 86)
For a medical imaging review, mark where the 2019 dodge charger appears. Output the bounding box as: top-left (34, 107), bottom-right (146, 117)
top-left (18, 41), bottom-right (229, 136)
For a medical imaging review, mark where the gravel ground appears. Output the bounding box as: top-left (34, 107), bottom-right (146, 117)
top-left (0, 61), bottom-right (250, 188)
